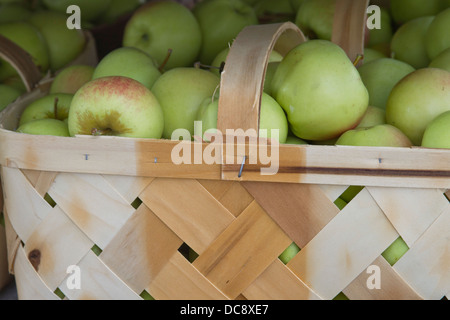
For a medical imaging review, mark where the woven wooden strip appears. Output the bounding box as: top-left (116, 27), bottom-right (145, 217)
top-left (147, 251), bottom-right (229, 300)
top-left (393, 207), bottom-right (450, 300)
top-left (367, 187), bottom-right (450, 247)
top-left (342, 256), bottom-right (423, 300)
top-left (192, 200), bottom-right (292, 299)
top-left (287, 188), bottom-right (399, 299)
top-left (47, 172), bottom-right (135, 249)
top-left (23, 205), bottom-right (94, 291)
top-left (0, 224), bottom-right (11, 290)
top-left (13, 245), bottom-right (60, 300)
top-left (242, 259), bottom-right (321, 300)
top-left (100, 204), bottom-right (183, 294)
top-left (140, 178), bottom-right (235, 255)
top-left (102, 175), bottom-right (154, 204)
top-left (21, 170), bottom-right (58, 198)
top-left (58, 250), bottom-right (141, 300)
top-left (1, 167), bottom-right (52, 242)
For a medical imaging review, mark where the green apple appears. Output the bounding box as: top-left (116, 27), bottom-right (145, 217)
top-left (271, 39), bottom-right (369, 141)
top-left (429, 47), bottom-right (450, 72)
top-left (0, 21), bottom-right (49, 81)
top-left (0, 3), bottom-right (31, 23)
top-left (389, 0), bottom-right (442, 25)
top-left (254, 0), bottom-right (295, 23)
top-left (263, 61), bottom-right (281, 96)
top-left (197, 92), bottom-right (289, 144)
top-left (193, 0), bottom-right (259, 65)
top-left (27, 10), bottom-right (86, 72)
top-left (42, 0), bottom-right (112, 22)
top-left (362, 47), bottom-right (387, 64)
top-left (390, 16), bottom-right (435, 69)
top-left (98, 0), bottom-right (142, 25)
top-left (336, 124), bottom-right (413, 148)
top-left (123, 1), bottom-right (202, 70)
top-left (357, 58), bottom-right (415, 110)
top-left (0, 83), bottom-right (21, 111)
top-left (381, 237), bottom-right (409, 266)
top-left (92, 47), bottom-right (161, 90)
top-left (421, 110), bottom-right (450, 149)
top-left (367, 7), bottom-right (393, 48)
top-left (294, 0), bottom-right (335, 40)
top-left (2, 75), bottom-right (26, 93)
top-left (290, 0), bottom-right (307, 12)
top-left (68, 76), bottom-right (164, 139)
top-left (340, 186), bottom-right (364, 203)
top-left (334, 197), bottom-right (347, 210)
top-left (386, 68), bottom-right (450, 146)
top-left (356, 106), bottom-right (386, 128)
top-left (16, 118), bottom-right (70, 137)
top-left (50, 65), bottom-right (94, 95)
top-left (425, 8), bottom-right (450, 61)
top-left (152, 67), bottom-right (220, 139)
top-left (279, 242), bottom-right (300, 264)
top-left (19, 93), bottom-right (73, 126)
top-left (284, 135), bottom-right (308, 145)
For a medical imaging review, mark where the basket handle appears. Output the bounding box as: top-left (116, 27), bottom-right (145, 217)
top-left (217, 0), bottom-right (369, 135)
top-left (0, 35), bottom-right (43, 92)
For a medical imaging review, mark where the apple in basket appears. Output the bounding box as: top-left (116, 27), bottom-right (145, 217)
top-left (19, 93), bottom-right (74, 126)
top-left (68, 76), bottom-right (164, 139)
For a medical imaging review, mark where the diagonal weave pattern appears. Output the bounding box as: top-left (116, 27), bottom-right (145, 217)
top-left (3, 167), bottom-right (449, 300)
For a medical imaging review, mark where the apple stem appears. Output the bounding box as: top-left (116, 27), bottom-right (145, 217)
top-left (353, 54), bottom-right (364, 67)
top-left (194, 61), bottom-right (225, 74)
top-left (53, 97), bottom-right (59, 120)
top-left (91, 128), bottom-right (113, 136)
top-left (158, 49), bottom-right (173, 73)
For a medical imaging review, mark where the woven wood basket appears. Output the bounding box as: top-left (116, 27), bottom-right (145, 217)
top-left (0, 29), bottom-right (98, 293)
top-left (0, 0), bottom-right (449, 300)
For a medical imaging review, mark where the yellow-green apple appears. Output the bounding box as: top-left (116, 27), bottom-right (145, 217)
top-left (362, 47), bottom-right (387, 64)
top-left (421, 110), bottom-right (450, 149)
top-left (123, 1), bottom-right (202, 70)
top-left (197, 92), bottom-right (289, 144)
top-left (284, 135), bottom-right (308, 145)
top-left (0, 21), bottom-right (49, 81)
top-left (389, 0), bottom-right (442, 25)
top-left (42, 0), bottom-right (112, 23)
top-left (390, 16), bottom-right (434, 69)
top-left (193, 0), bottom-right (259, 65)
top-left (340, 186), bottom-right (363, 203)
top-left (271, 39), bottom-right (369, 141)
top-left (50, 65), bottom-right (94, 94)
top-left (357, 58), bottom-right (415, 110)
top-left (279, 242), bottom-right (300, 264)
top-left (381, 237), bottom-right (409, 266)
top-left (68, 76), bottom-right (164, 139)
top-left (425, 8), bottom-right (450, 61)
top-left (356, 106), bottom-right (386, 128)
top-left (386, 68), bottom-right (450, 146)
top-left (254, 0), bottom-right (295, 23)
top-left (98, 0), bottom-right (142, 25)
top-left (2, 75), bottom-right (26, 93)
top-left (295, 0), bottom-right (335, 40)
top-left (290, 0), bottom-right (307, 12)
top-left (336, 124), bottom-right (413, 147)
top-left (0, 83), bottom-right (21, 111)
top-left (19, 93), bottom-right (73, 125)
top-left (367, 7), bottom-right (393, 49)
top-left (0, 2), bottom-right (31, 23)
top-left (152, 67), bottom-right (220, 139)
top-left (429, 47), bottom-right (450, 72)
top-left (27, 10), bottom-right (86, 71)
top-left (92, 47), bottom-right (161, 90)
top-left (16, 118), bottom-right (70, 137)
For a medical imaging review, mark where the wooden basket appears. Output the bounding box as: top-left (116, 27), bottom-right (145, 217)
top-left (0, 1), bottom-right (449, 300)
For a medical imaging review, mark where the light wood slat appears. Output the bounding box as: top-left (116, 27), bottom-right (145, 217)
top-left (20, 170), bottom-right (58, 197)
top-left (23, 205), bottom-right (94, 291)
top-left (199, 180), bottom-right (254, 217)
top-left (47, 173), bottom-right (135, 249)
top-left (140, 178), bottom-right (235, 255)
top-left (100, 204), bottom-right (183, 294)
top-left (367, 187), bottom-right (450, 247)
top-left (320, 184), bottom-right (350, 202)
top-left (0, 224), bottom-right (12, 290)
top-left (242, 182), bottom-right (339, 247)
top-left (148, 251), bottom-right (229, 300)
top-left (393, 207), bottom-right (450, 300)
top-left (59, 250), bottom-right (142, 300)
top-left (242, 259), bottom-right (322, 300)
top-left (287, 188), bottom-right (399, 300)
top-left (343, 256), bottom-right (423, 300)
top-left (13, 246), bottom-right (60, 300)
top-left (1, 167), bottom-right (52, 242)
top-left (102, 175), bottom-right (154, 204)
top-left (193, 201), bottom-right (292, 299)
top-left (3, 210), bottom-right (20, 274)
